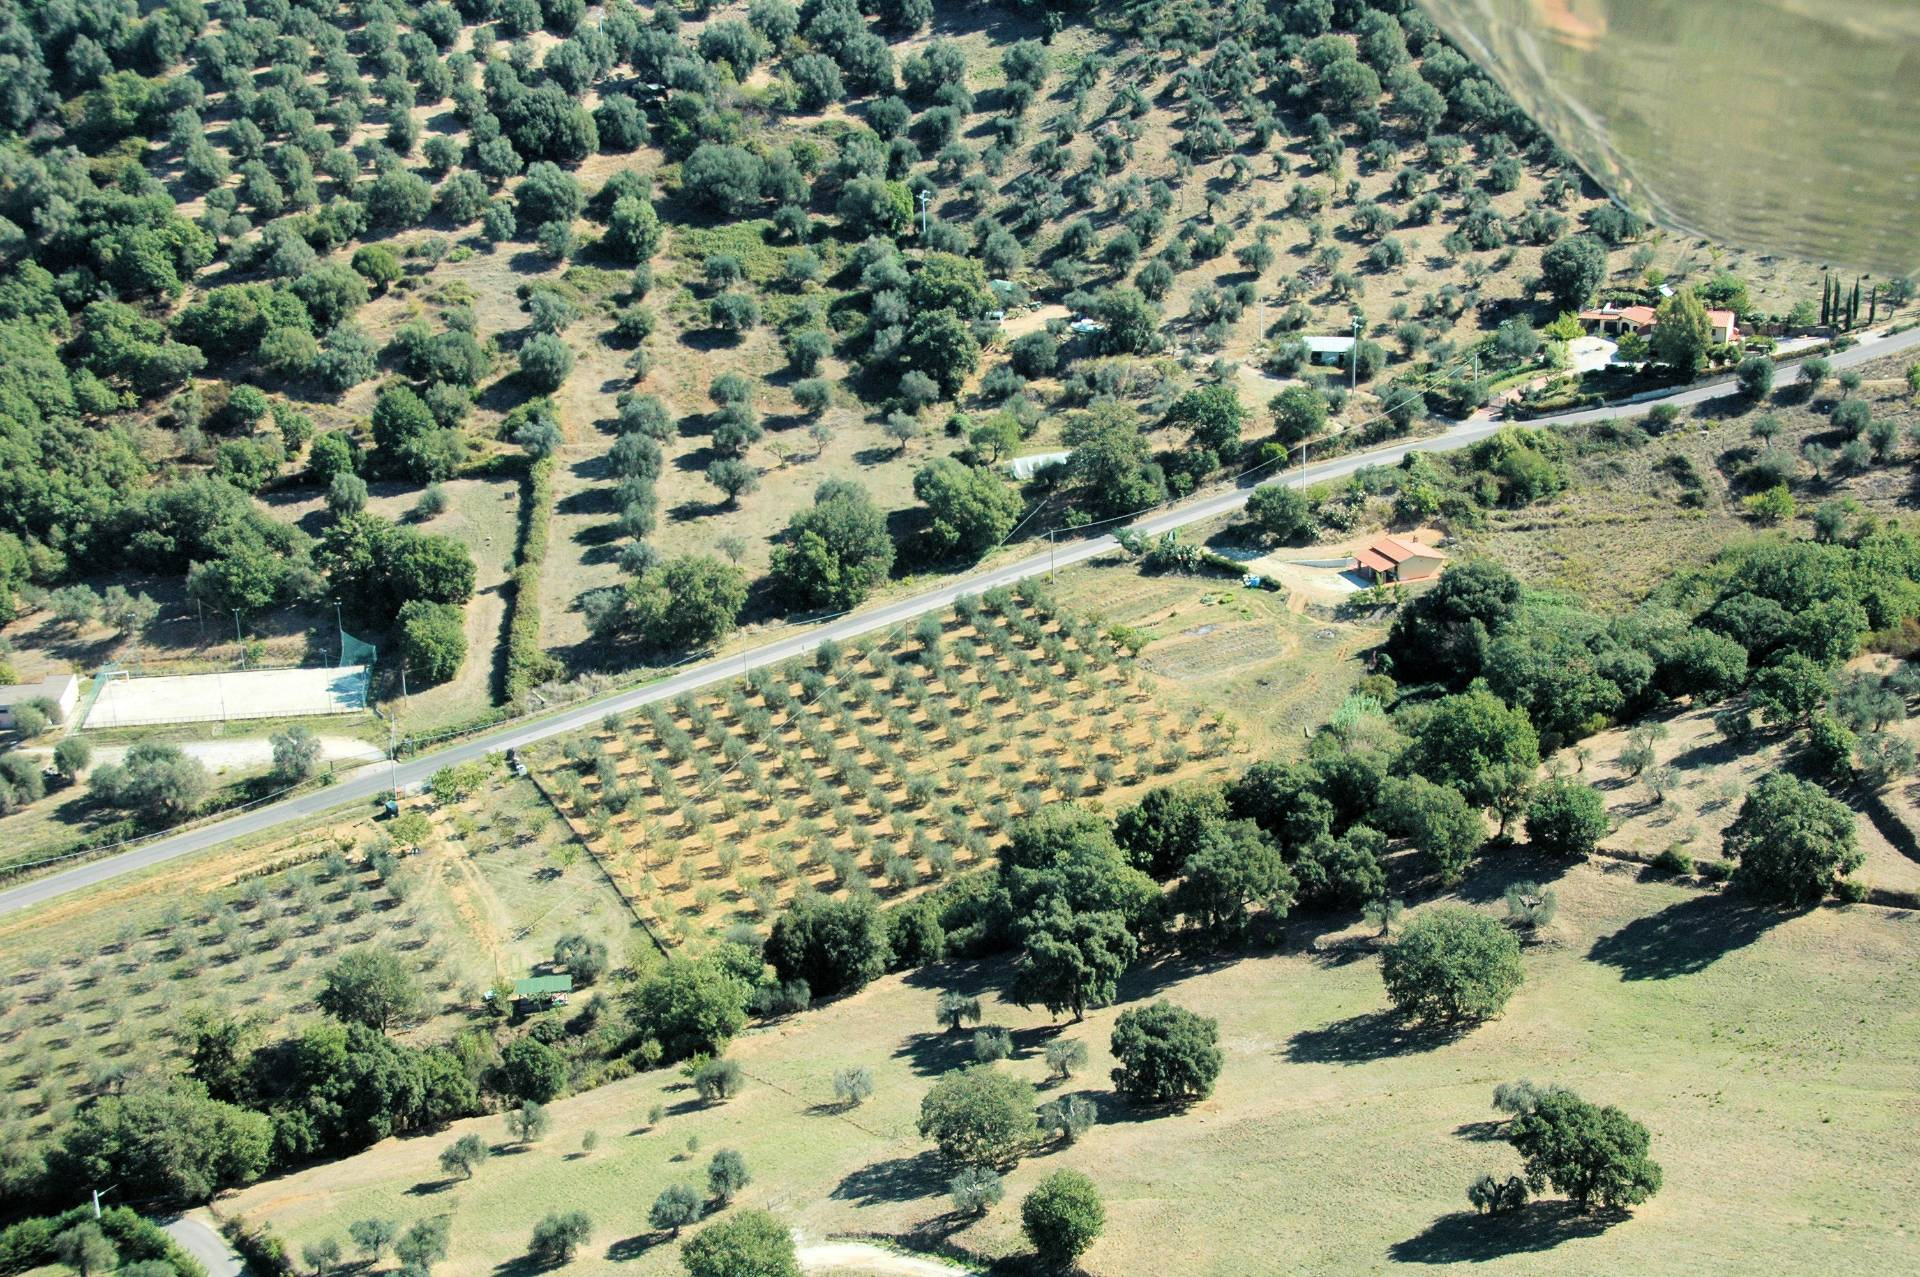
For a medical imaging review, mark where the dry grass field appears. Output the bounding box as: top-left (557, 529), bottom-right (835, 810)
top-left (1458, 350), bottom-right (1920, 610)
top-left (224, 858), bottom-right (1920, 1277)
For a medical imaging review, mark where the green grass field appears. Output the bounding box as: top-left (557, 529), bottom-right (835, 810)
top-left (225, 860), bottom-right (1920, 1277)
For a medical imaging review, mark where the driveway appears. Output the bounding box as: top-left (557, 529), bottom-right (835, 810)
top-left (163, 1213), bottom-right (244, 1277)
top-left (5, 323), bottom-right (1918, 917)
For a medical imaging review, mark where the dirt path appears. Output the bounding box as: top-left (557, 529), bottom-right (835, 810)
top-left (997, 303), bottom-right (1069, 340)
top-left (796, 1241), bottom-right (983, 1277)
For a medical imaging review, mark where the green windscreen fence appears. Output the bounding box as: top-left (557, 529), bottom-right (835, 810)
top-left (340, 628), bottom-right (377, 669)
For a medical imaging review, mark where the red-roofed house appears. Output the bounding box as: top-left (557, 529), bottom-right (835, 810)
top-left (1577, 302), bottom-right (1739, 344)
top-left (1353, 535), bottom-right (1446, 585)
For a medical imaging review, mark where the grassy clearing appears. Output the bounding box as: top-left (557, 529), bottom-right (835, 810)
top-left (226, 859), bottom-right (1920, 1277)
top-left (524, 592), bottom-right (1237, 950)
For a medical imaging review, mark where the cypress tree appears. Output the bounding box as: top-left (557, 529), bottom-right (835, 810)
top-left (1850, 278), bottom-right (1862, 328)
top-left (1820, 275), bottom-right (1830, 327)
top-left (1869, 284), bottom-right (1878, 325)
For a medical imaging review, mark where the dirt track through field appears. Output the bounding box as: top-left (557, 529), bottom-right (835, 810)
top-left (796, 1241), bottom-right (982, 1277)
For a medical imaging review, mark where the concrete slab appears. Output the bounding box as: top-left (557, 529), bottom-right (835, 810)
top-left (84, 666), bottom-right (370, 728)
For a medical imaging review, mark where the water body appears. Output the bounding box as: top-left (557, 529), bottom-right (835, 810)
top-left (1418, 0), bottom-right (1920, 276)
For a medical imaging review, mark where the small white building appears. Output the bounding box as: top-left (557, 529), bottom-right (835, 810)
top-left (0, 673), bottom-right (79, 730)
top-left (1303, 335), bottom-right (1358, 367)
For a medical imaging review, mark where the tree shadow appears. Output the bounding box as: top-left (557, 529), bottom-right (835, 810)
top-left (1284, 1009), bottom-right (1462, 1065)
top-left (1586, 893), bottom-right (1784, 981)
top-left (604, 1234), bottom-right (665, 1263)
top-left (830, 1147), bottom-right (950, 1206)
top-left (893, 1028), bottom-right (979, 1078)
top-left (407, 1177), bottom-right (460, 1196)
top-left (1387, 1202), bottom-right (1621, 1264)
top-left (1451, 1119), bottom-right (1506, 1142)
top-left (490, 1253), bottom-right (549, 1277)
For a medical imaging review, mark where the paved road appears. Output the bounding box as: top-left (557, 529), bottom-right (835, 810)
top-left (4, 326), bottom-right (1916, 917)
top-left (163, 1213), bottom-right (245, 1277)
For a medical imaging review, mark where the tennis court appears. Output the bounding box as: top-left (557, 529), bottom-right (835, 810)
top-left (83, 665), bottom-right (371, 728)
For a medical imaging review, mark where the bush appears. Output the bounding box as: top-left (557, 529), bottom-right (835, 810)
top-left (692, 1058), bottom-right (744, 1103)
top-left (706, 1149), bottom-right (749, 1204)
top-left (763, 895), bottom-right (889, 997)
top-left (526, 1212), bottom-right (590, 1266)
top-left (1380, 907), bottom-right (1523, 1026)
top-left (398, 600), bottom-right (466, 684)
top-left (1523, 779), bottom-right (1607, 859)
top-left (1650, 847), bottom-right (1694, 876)
top-left (949, 1166), bottom-right (1003, 1216)
top-left (648, 1183), bottom-right (703, 1236)
top-left (1021, 1170), bottom-right (1104, 1268)
top-left (917, 1066), bottom-right (1036, 1166)
top-left (1735, 355), bottom-right (1774, 400)
top-left (971, 1026), bottom-right (1012, 1062)
top-left (1723, 772), bottom-right (1862, 904)
top-left (1108, 1001), bottom-right (1221, 1105)
top-left (1507, 1091), bottom-right (1662, 1211)
top-left (679, 1211), bottom-right (798, 1277)
top-left (519, 333), bottom-right (575, 391)
top-left (499, 1037), bottom-right (568, 1103)
top-left (1246, 483), bottom-right (1313, 543)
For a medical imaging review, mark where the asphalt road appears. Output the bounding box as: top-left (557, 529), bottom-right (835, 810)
top-left (5, 326), bottom-right (1916, 918)
top-left (162, 1214), bottom-right (245, 1277)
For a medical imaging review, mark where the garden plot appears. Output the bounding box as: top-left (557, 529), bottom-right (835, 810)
top-left (525, 589), bottom-right (1238, 948)
top-left (84, 665), bottom-right (370, 728)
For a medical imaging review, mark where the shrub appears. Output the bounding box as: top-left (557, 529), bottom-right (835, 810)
top-left (526, 1212), bottom-right (591, 1266)
top-left (1044, 1038), bottom-right (1087, 1080)
top-left (1021, 1170), bottom-right (1104, 1268)
top-left (949, 1166), bottom-right (1003, 1216)
top-left (763, 895), bottom-right (889, 997)
top-left (648, 1184), bottom-right (702, 1236)
top-left (917, 1066), bottom-right (1036, 1166)
top-left (1723, 772), bottom-right (1862, 904)
top-left (1523, 779), bottom-right (1608, 859)
top-left (679, 1211), bottom-right (798, 1277)
top-left (1507, 1091), bottom-right (1662, 1211)
top-left (693, 1058), bottom-right (744, 1103)
top-left (706, 1149), bottom-right (749, 1204)
top-left (1650, 847), bottom-right (1694, 876)
top-left (1380, 907), bottom-right (1522, 1026)
top-left (1503, 881), bottom-right (1558, 930)
top-left (1108, 1001), bottom-right (1221, 1105)
top-left (971, 1026), bottom-right (1012, 1062)
top-left (831, 1066), bottom-right (874, 1107)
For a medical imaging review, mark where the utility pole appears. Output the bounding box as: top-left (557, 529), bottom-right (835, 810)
top-left (918, 189), bottom-right (931, 240)
top-left (1349, 314), bottom-right (1360, 392)
top-left (232, 609), bottom-right (243, 645)
top-left (333, 600), bottom-right (344, 666)
top-left (388, 716), bottom-right (399, 796)
top-left (1048, 528), bottom-right (1057, 582)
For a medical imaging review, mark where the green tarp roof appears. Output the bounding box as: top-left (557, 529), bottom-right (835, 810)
top-left (514, 974), bottom-right (573, 996)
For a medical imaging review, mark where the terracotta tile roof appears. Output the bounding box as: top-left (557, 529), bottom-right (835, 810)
top-left (1366, 535), bottom-right (1444, 564)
